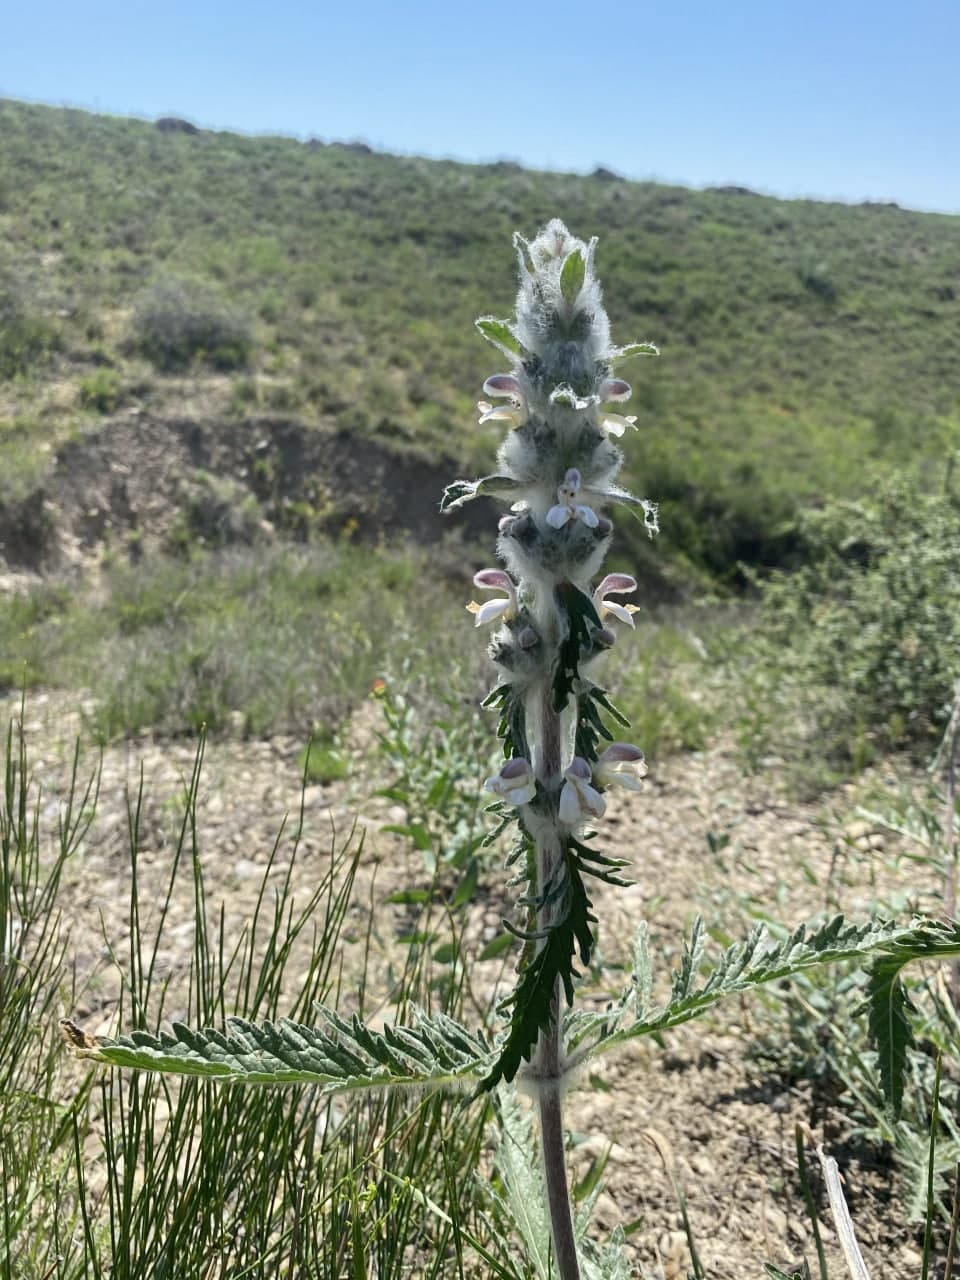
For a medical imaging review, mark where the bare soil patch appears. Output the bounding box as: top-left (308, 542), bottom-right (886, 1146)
top-left (0, 414), bottom-right (495, 574)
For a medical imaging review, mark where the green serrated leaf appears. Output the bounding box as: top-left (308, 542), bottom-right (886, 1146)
top-left (63, 1008), bottom-right (494, 1093)
top-left (671, 917), bottom-right (707, 1000)
top-left (553, 581), bottom-right (603, 714)
top-left (482, 848), bottom-right (596, 1090)
top-left (560, 249), bottom-right (586, 305)
top-left (633, 923), bottom-right (652, 1018)
top-left (476, 316), bottom-right (524, 356)
top-left (867, 955), bottom-right (916, 1120)
top-left (566, 916), bottom-right (958, 1065)
top-left (440, 473), bottom-right (521, 514)
top-left (609, 342), bottom-right (659, 363)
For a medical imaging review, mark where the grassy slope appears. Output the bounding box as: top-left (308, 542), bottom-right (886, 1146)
top-left (2, 97), bottom-right (960, 577)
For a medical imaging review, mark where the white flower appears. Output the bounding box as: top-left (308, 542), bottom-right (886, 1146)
top-left (466, 569), bottom-right (518, 627)
top-left (593, 573), bottom-right (639, 628)
top-left (594, 743), bottom-right (647, 792)
top-left (558, 757), bottom-right (606, 825)
top-left (484, 757), bottom-right (537, 806)
top-left (477, 373), bottom-right (527, 428)
top-left (598, 412), bottom-right (637, 438)
top-left (546, 468), bottom-right (599, 530)
top-left (597, 377), bottom-right (637, 436)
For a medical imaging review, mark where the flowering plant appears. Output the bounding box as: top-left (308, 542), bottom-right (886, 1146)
top-left (441, 218), bottom-right (659, 1275)
top-left (61, 220), bottom-right (951, 1280)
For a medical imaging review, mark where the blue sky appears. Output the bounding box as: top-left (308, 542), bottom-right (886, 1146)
top-left (4, 0), bottom-right (959, 213)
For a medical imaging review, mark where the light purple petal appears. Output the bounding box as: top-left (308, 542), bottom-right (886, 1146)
top-left (501, 757), bottom-right (532, 780)
top-left (567, 757), bottom-right (591, 780)
top-left (600, 378), bottom-right (632, 403)
top-left (483, 373), bottom-right (523, 398)
top-left (546, 505), bottom-right (572, 529)
top-left (474, 568), bottom-right (514, 591)
top-left (596, 573), bottom-right (637, 597)
top-left (600, 742), bottom-right (645, 764)
top-left (576, 505), bottom-right (600, 529)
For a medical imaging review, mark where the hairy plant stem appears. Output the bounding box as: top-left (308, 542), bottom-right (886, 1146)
top-left (533, 680), bottom-right (581, 1280)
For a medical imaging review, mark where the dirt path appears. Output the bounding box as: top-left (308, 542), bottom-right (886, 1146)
top-left (7, 689), bottom-right (936, 1278)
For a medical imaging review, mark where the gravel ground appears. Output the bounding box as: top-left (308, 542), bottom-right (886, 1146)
top-left (6, 688), bottom-right (945, 1278)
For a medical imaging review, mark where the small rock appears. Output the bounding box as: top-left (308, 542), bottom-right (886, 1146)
top-left (688, 1152), bottom-right (716, 1178)
top-left (764, 1205), bottom-right (787, 1238)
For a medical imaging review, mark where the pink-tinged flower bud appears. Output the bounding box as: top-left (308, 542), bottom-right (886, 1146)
top-left (518, 626), bottom-right (539, 650)
top-left (600, 378), bottom-right (632, 403)
top-left (466, 570), bottom-right (518, 627)
top-left (558, 758), bottom-right (606, 825)
top-left (594, 517), bottom-right (614, 538)
top-left (484, 757), bottom-right (537, 806)
top-left (594, 743), bottom-right (648, 792)
top-left (483, 373), bottom-right (523, 399)
top-left (474, 569), bottom-right (513, 591)
top-left (592, 627), bottom-right (616, 650)
top-left (498, 514), bottom-right (516, 533)
top-left (593, 574), bottom-right (639, 629)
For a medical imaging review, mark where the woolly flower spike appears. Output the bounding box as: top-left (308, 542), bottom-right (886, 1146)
top-left (477, 373), bottom-right (528, 429)
top-left (558, 757), bottom-right (606, 825)
top-left (593, 573), bottom-right (639, 628)
top-left (546, 469), bottom-right (599, 530)
top-left (466, 569), bottom-right (518, 627)
top-left (594, 742), bottom-right (647, 792)
top-left (484, 757), bottom-right (537, 806)
top-left (597, 378), bottom-right (637, 437)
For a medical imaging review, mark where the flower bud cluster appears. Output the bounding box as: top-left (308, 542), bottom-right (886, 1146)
top-left (443, 219), bottom-right (659, 1086)
top-left (457, 218), bottom-right (656, 799)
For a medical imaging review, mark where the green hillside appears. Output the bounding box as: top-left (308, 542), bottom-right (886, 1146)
top-left (2, 97), bottom-right (960, 579)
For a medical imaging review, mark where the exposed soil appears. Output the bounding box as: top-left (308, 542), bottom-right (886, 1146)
top-left (7, 688), bottom-right (943, 1279)
top-left (0, 413), bottom-right (498, 575)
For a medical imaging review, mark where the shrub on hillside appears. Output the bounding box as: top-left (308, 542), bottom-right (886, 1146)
top-left (0, 274), bottom-right (55, 378)
top-left (736, 475), bottom-right (960, 780)
top-left (131, 277), bottom-right (252, 372)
